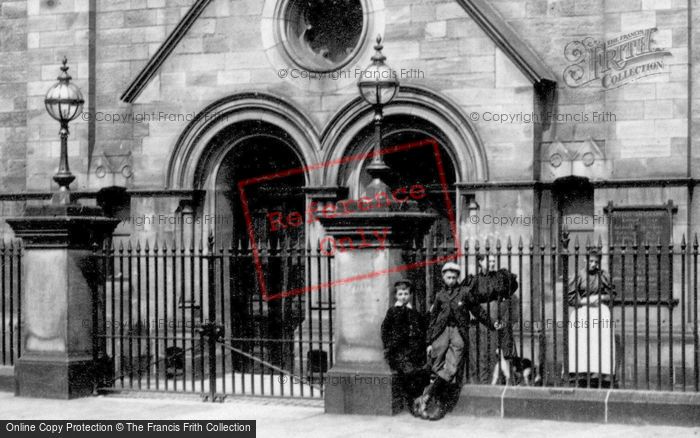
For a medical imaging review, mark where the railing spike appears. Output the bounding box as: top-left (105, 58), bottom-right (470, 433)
top-left (506, 236), bottom-right (512, 251)
top-left (127, 240), bottom-right (133, 252)
top-left (153, 240), bottom-right (159, 251)
top-left (694, 233), bottom-right (698, 249)
top-left (136, 240), bottom-right (141, 252)
top-left (681, 234), bottom-right (686, 247)
top-left (208, 231), bottom-right (215, 251)
top-left (518, 236), bottom-right (523, 250)
top-left (561, 231), bottom-right (570, 250)
top-left (119, 240), bottom-right (124, 251)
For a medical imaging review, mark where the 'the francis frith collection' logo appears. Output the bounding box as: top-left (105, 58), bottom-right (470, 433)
top-left (563, 28), bottom-right (672, 90)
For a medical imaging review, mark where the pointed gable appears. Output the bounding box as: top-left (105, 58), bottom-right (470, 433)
top-left (120, 0), bottom-right (555, 103)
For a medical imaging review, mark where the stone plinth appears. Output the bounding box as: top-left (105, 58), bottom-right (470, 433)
top-left (319, 210), bottom-right (437, 415)
top-left (7, 204), bottom-right (119, 399)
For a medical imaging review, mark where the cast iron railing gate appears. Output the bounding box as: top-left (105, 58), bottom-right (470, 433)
top-left (94, 235), bottom-right (335, 399)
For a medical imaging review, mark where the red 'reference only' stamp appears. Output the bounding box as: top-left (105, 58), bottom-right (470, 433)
top-left (238, 138), bottom-right (459, 301)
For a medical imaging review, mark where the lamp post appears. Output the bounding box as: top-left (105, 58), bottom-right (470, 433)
top-left (44, 57), bottom-right (84, 205)
top-left (357, 35), bottom-right (400, 197)
top-left (6, 58), bottom-right (119, 399)
top-left (321, 37), bottom-right (437, 416)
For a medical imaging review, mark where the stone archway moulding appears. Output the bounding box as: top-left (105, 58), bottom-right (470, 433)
top-left (166, 87), bottom-right (490, 191)
top-left (166, 92), bottom-right (322, 190)
top-left (320, 85), bottom-right (490, 186)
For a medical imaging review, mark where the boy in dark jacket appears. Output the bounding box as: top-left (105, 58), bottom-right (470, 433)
top-left (419, 262), bottom-right (501, 418)
top-left (381, 279), bottom-right (430, 411)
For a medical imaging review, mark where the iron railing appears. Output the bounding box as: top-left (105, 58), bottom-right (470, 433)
top-left (402, 233), bottom-right (700, 392)
top-left (3, 231), bottom-right (698, 394)
top-left (94, 235), bottom-right (335, 399)
top-left (0, 240), bottom-right (20, 366)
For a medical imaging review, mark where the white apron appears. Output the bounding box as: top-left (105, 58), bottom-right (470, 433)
top-left (567, 297), bottom-right (615, 376)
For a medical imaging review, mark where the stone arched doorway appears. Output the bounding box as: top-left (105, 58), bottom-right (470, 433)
top-left (196, 121), bottom-right (307, 248)
top-left (195, 122), bottom-right (309, 373)
top-left (337, 114), bottom-right (459, 245)
top-left (321, 85), bottom-right (489, 247)
top-left (321, 86), bottom-right (488, 312)
top-left (166, 93), bottom-right (322, 376)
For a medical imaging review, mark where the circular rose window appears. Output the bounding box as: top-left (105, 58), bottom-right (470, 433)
top-left (283, 0), bottom-right (365, 72)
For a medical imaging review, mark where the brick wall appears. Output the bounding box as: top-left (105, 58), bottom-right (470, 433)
top-left (489, 0), bottom-right (689, 179)
top-left (0, 0), bottom-right (27, 235)
top-left (94, 0), bottom-right (535, 190)
top-left (13, 0), bottom-right (694, 190)
top-left (24, 0), bottom-right (91, 192)
top-left (0, 0), bottom-right (27, 194)
top-left (0, 0), bottom-right (698, 241)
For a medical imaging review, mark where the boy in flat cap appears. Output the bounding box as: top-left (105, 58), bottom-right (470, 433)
top-left (381, 279), bottom-right (430, 413)
top-left (419, 262), bottom-right (501, 419)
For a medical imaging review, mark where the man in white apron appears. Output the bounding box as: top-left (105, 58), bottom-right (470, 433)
top-left (567, 249), bottom-right (616, 387)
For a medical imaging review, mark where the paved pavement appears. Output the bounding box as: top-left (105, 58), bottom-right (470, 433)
top-left (0, 391), bottom-right (698, 437)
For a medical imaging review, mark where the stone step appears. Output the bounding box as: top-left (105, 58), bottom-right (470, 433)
top-left (454, 384), bottom-right (700, 426)
top-left (0, 365), bottom-right (13, 393)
